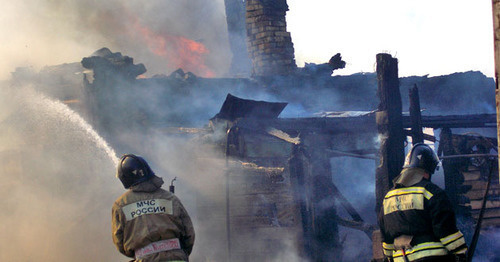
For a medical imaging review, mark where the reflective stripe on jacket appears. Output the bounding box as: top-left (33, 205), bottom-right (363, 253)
top-left (112, 176), bottom-right (195, 262)
top-left (378, 168), bottom-right (467, 261)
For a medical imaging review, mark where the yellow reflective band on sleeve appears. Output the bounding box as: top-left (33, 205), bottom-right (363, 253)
top-left (443, 236), bottom-right (466, 252)
top-left (440, 231), bottom-right (463, 245)
top-left (382, 242), bottom-right (394, 257)
top-left (384, 187), bottom-right (433, 200)
top-left (440, 231), bottom-right (467, 252)
top-left (383, 242), bottom-right (395, 250)
top-left (393, 242), bottom-right (448, 262)
top-left (455, 247), bottom-right (467, 254)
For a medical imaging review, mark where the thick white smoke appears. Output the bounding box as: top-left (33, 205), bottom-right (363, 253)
top-left (0, 0), bottom-right (230, 80)
top-left (0, 83), bottom-right (123, 261)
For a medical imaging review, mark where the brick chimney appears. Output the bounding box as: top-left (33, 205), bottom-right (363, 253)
top-left (246, 0), bottom-right (296, 77)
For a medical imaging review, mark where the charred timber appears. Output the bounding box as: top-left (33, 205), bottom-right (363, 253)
top-left (233, 113), bottom-right (496, 135)
top-left (375, 53), bottom-right (405, 214)
top-left (409, 85), bottom-right (424, 143)
top-left (235, 115), bottom-right (376, 134)
top-left (402, 114), bottom-right (497, 129)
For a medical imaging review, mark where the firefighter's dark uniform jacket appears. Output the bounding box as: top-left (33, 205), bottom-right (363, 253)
top-left (112, 176), bottom-right (195, 262)
top-left (378, 168), bottom-right (467, 262)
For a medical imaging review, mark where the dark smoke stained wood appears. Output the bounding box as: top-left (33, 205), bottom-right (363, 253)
top-left (409, 84), bottom-right (424, 144)
top-left (375, 53), bottom-right (405, 213)
top-left (403, 114), bottom-right (497, 129)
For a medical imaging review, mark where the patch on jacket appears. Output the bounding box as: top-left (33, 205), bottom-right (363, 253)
top-left (122, 199), bottom-right (173, 220)
top-left (383, 193), bottom-right (424, 215)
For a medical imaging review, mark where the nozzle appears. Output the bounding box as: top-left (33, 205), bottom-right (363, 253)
top-left (169, 177), bottom-right (177, 193)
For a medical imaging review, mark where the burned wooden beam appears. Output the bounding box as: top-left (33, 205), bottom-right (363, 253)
top-left (402, 114), bottom-right (497, 129)
top-left (213, 93), bottom-right (288, 121)
top-left (237, 114), bottom-right (377, 134)
top-left (333, 214), bottom-right (377, 238)
top-left (326, 149), bottom-right (377, 160)
top-left (403, 129), bottom-right (436, 142)
top-left (375, 53), bottom-right (405, 214)
top-left (232, 112), bottom-right (495, 135)
top-left (409, 84), bottom-right (424, 144)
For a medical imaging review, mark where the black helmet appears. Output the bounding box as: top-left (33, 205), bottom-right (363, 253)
top-left (116, 154), bottom-right (155, 189)
top-left (403, 143), bottom-right (440, 175)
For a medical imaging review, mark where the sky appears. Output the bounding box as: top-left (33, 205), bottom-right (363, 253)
top-left (0, 0), bottom-right (496, 80)
top-left (287, 0), bottom-right (495, 77)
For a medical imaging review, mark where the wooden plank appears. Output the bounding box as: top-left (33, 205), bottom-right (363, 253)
top-left (229, 183), bottom-right (291, 195)
top-left (463, 180), bottom-right (500, 191)
top-left (243, 132), bottom-right (293, 158)
top-left (230, 215), bottom-right (299, 228)
top-left (231, 192), bottom-right (295, 204)
top-left (230, 201), bottom-right (297, 217)
top-left (466, 188), bottom-right (500, 200)
top-left (229, 226), bottom-right (301, 239)
top-left (479, 217), bottom-right (500, 228)
top-left (237, 115), bottom-right (377, 134)
top-left (469, 200), bottom-right (500, 210)
top-left (230, 229), bottom-right (300, 252)
top-left (461, 170), bottom-right (482, 181)
top-left (402, 114), bottom-right (497, 128)
top-left (471, 208), bottom-right (500, 219)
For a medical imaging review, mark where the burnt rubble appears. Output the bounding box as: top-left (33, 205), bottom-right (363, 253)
top-left (81, 47), bottom-right (146, 83)
top-left (19, 47), bottom-right (497, 262)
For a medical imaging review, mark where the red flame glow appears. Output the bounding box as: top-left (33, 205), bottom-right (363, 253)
top-left (133, 22), bottom-right (215, 78)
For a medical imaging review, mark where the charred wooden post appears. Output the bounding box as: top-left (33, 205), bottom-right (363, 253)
top-left (288, 144), bottom-right (311, 259)
top-left (492, 0), bottom-right (500, 177)
top-left (224, 0), bottom-right (252, 76)
top-left (437, 128), bottom-right (468, 214)
top-left (307, 134), bottom-right (342, 261)
top-left (409, 84), bottom-right (424, 144)
top-left (375, 53), bottom-right (405, 213)
top-left (245, 0), bottom-right (296, 76)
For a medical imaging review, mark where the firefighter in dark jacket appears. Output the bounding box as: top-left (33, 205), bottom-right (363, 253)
top-left (112, 154), bottom-right (195, 262)
top-left (378, 143), bottom-right (467, 262)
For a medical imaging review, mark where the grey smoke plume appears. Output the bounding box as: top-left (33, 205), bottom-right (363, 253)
top-left (0, 0), bottom-right (230, 80)
top-left (0, 84), bottom-right (122, 261)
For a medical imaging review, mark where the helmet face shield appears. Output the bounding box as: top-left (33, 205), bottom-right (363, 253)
top-left (116, 154), bottom-right (155, 189)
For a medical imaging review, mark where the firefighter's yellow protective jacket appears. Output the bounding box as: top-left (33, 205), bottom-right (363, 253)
top-left (112, 176), bottom-right (195, 262)
top-left (378, 168), bottom-right (467, 262)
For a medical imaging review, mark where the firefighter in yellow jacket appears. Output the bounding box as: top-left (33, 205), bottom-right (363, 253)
top-left (112, 154), bottom-right (195, 262)
top-left (378, 143), bottom-right (467, 262)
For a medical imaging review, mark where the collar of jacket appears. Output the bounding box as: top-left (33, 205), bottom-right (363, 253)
top-left (130, 175), bottom-right (165, 192)
top-left (393, 167), bottom-right (427, 187)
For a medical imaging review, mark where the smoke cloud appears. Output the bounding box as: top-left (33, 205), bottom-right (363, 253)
top-left (0, 0), bottom-right (230, 80)
top-left (0, 84), bottom-right (122, 261)
top-left (2, 1), bottom-right (499, 261)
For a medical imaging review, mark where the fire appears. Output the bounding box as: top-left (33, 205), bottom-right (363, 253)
top-left (134, 22), bottom-right (215, 78)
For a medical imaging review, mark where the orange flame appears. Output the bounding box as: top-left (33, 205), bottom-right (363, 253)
top-left (134, 22), bottom-right (215, 78)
